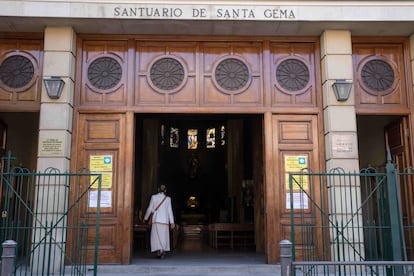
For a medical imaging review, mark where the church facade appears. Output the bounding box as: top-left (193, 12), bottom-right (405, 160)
top-left (0, 0), bottom-right (414, 264)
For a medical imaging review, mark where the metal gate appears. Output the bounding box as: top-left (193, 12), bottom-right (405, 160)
top-left (0, 153), bottom-right (102, 276)
top-left (288, 159), bottom-right (414, 275)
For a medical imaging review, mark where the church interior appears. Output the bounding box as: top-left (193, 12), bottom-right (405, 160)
top-left (132, 114), bottom-right (264, 253)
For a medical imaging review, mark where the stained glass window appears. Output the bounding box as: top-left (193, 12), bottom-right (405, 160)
top-left (187, 129), bottom-right (198, 149)
top-left (170, 127), bottom-right (179, 148)
top-left (206, 128), bottom-right (216, 148)
top-left (220, 125), bottom-right (225, 146)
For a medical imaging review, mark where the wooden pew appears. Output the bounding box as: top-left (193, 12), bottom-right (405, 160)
top-left (208, 223), bottom-right (254, 249)
top-left (133, 224), bottom-right (150, 248)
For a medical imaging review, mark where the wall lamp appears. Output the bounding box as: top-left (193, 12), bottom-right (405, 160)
top-left (44, 76), bottom-right (65, 99)
top-left (332, 79), bottom-right (353, 102)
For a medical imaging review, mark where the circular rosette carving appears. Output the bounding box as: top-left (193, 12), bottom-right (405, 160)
top-left (87, 56), bottom-right (122, 91)
top-left (360, 58), bottom-right (397, 95)
top-left (0, 54), bottom-right (36, 91)
top-left (276, 58), bottom-right (310, 93)
top-left (213, 57), bottom-right (251, 94)
top-left (148, 56), bottom-right (187, 94)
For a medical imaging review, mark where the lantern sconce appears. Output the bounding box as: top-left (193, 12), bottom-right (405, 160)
top-left (44, 76), bottom-right (65, 99)
top-left (332, 79), bottom-right (353, 102)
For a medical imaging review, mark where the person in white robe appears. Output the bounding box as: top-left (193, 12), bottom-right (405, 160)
top-left (143, 185), bottom-right (175, 259)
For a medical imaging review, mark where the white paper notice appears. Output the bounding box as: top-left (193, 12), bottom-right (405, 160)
top-left (286, 192), bottom-right (308, 209)
top-left (88, 190), bottom-right (112, 208)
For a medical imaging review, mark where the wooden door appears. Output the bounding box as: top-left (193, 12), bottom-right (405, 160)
top-left (385, 118), bottom-right (410, 168)
top-left (267, 114), bottom-right (322, 262)
top-left (0, 119), bottom-right (7, 211)
top-left (73, 113), bottom-right (133, 264)
top-left (385, 117), bottom-right (414, 259)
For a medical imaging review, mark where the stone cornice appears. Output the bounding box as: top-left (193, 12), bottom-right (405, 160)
top-left (1, 1), bottom-right (413, 21)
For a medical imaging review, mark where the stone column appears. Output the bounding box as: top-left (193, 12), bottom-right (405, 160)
top-left (320, 30), bottom-right (364, 261)
top-left (33, 27), bottom-right (76, 273)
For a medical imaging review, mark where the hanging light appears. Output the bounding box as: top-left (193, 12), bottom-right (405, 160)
top-left (44, 76), bottom-right (65, 99)
top-left (332, 79), bottom-right (353, 102)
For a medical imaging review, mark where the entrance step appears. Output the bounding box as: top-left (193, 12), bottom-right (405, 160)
top-left (87, 250), bottom-right (279, 275)
top-left (92, 263), bottom-right (281, 276)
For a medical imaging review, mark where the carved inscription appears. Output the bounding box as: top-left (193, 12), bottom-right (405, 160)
top-left (113, 6), bottom-right (295, 20)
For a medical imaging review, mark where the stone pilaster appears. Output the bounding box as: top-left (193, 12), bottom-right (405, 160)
top-left (320, 30), bottom-right (363, 261)
top-left (321, 30), bottom-right (358, 170)
top-left (32, 26), bottom-right (76, 273)
top-left (37, 26), bottom-right (75, 172)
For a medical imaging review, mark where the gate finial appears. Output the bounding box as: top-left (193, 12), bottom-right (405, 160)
top-left (386, 145), bottom-right (392, 163)
top-left (1, 150), bottom-right (16, 172)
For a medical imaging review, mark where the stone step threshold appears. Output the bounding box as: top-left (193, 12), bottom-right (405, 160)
top-left (88, 264), bottom-right (281, 275)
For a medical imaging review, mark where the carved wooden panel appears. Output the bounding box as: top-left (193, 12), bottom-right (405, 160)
top-left (86, 222), bottom-right (117, 263)
top-left (281, 222), bottom-right (316, 261)
top-left (77, 38), bottom-right (323, 111)
top-left (353, 43), bottom-right (407, 112)
top-left (279, 120), bottom-right (313, 144)
top-left (84, 118), bottom-right (120, 142)
top-left (135, 41), bottom-right (197, 106)
top-left (270, 42), bottom-right (318, 107)
top-left (200, 42), bottom-right (263, 106)
top-left (79, 40), bottom-right (129, 106)
top-left (0, 39), bottom-right (43, 110)
top-left (74, 113), bottom-right (128, 264)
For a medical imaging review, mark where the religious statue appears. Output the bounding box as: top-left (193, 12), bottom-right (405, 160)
top-left (188, 153), bottom-right (200, 179)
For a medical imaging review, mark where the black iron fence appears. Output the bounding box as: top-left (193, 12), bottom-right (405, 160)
top-left (0, 153), bottom-right (102, 276)
top-left (286, 159), bottom-right (414, 275)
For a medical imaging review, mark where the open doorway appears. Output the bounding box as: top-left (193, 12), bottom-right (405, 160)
top-left (357, 115), bottom-right (410, 169)
top-left (0, 112), bottom-right (39, 259)
top-left (0, 112), bottom-right (39, 168)
top-left (357, 115), bottom-right (413, 260)
top-left (133, 114), bottom-right (264, 257)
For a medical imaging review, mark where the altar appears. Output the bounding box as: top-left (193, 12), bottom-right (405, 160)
top-left (180, 213), bottom-right (206, 224)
